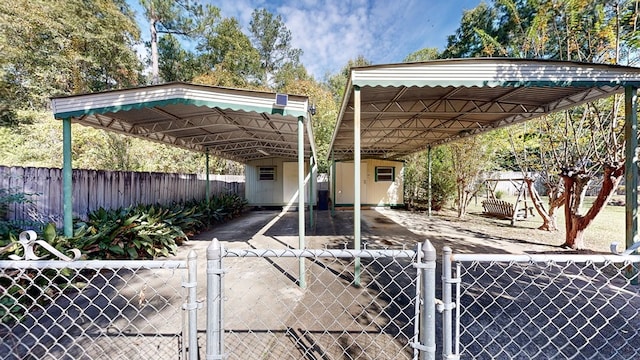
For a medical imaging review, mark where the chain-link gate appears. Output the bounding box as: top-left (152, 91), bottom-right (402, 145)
top-left (441, 248), bottom-right (640, 360)
top-left (1, 232), bottom-right (200, 360)
top-left (205, 239), bottom-right (438, 360)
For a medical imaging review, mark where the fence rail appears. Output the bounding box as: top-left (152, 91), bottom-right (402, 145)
top-left (3, 236), bottom-right (639, 359)
top-left (0, 166), bottom-right (244, 227)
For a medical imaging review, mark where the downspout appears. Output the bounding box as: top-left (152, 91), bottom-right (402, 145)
top-left (63, 118), bottom-right (73, 238)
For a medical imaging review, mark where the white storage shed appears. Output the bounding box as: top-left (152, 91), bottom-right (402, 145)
top-left (331, 159), bottom-right (403, 208)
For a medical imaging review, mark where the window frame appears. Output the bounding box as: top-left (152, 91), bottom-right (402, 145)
top-left (258, 166), bottom-right (276, 181)
top-left (375, 166), bottom-right (395, 182)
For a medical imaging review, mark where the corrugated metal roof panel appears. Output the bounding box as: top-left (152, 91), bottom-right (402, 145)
top-left (50, 83), bottom-right (316, 164)
top-left (330, 59), bottom-right (640, 161)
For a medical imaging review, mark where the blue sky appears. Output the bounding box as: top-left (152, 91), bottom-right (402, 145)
top-left (132, 0), bottom-right (483, 80)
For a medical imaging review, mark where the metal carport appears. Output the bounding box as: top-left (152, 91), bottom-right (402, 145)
top-left (329, 58), bottom-right (640, 259)
top-left (50, 82), bottom-right (317, 261)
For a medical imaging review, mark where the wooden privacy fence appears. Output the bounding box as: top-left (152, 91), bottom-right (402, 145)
top-left (0, 166), bottom-right (245, 227)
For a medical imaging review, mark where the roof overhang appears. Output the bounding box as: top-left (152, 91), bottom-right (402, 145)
top-left (329, 58), bottom-right (640, 161)
top-left (51, 82), bottom-right (316, 163)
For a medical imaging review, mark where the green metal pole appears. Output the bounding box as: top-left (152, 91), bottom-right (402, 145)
top-left (298, 116), bottom-right (306, 288)
top-left (331, 150), bottom-right (336, 217)
top-left (625, 86), bottom-right (638, 284)
top-left (205, 149), bottom-right (211, 204)
top-left (309, 156), bottom-right (314, 228)
top-left (354, 86), bottom-right (361, 286)
top-left (625, 86), bottom-right (638, 247)
top-left (428, 145), bottom-right (432, 218)
top-left (62, 118), bottom-right (73, 238)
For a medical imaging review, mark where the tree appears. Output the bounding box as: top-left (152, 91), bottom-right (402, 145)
top-left (0, 0), bottom-right (141, 124)
top-left (441, 2), bottom-right (502, 58)
top-left (443, 0), bottom-right (640, 248)
top-left (507, 122), bottom-right (565, 231)
top-left (139, 0), bottom-right (208, 84)
top-left (194, 17), bottom-right (262, 88)
top-left (249, 8), bottom-right (302, 88)
top-left (450, 135), bottom-right (498, 218)
top-left (403, 147), bottom-right (456, 210)
top-left (158, 34), bottom-right (200, 82)
top-left (326, 56), bottom-right (371, 103)
top-left (404, 48), bottom-right (440, 62)
top-left (272, 62), bottom-right (337, 173)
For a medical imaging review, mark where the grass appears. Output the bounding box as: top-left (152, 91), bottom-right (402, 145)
top-left (463, 194), bottom-right (627, 253)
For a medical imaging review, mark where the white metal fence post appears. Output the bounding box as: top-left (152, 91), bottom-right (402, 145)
top-left (442, 246), bottom-right (454, 359)
top-left (420, 240), bottom-right (437, 360)
top-left (185, 250), bottom-right (199, 360)
top-left (206, 238), bottom-right (224, 359)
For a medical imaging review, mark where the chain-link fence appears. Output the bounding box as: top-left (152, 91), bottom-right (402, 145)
top-left (0, 256), bottom-right (197, 360)
top-left (6, 234), bottom-right (639, 360)
top-left (207, 243), bottom-right (423, 360)
top-left (443, 250), bottom-right (640, 360)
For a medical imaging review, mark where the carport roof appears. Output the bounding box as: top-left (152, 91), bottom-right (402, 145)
top-left (51, 82), bottom-right (315, 164)
top-left (329, 58), bottom-right (640, 161)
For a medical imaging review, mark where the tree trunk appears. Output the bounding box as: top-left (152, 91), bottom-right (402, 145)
top-left (562, 165), bottom-right (624, 249)
top-left (456, 179), bottom-right (466, 218)
top-left (524, 178), bottom-right (563, 231)
top-left (150, 19), bottom-right (159, 84)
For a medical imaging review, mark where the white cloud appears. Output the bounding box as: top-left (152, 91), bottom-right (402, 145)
top-left (204, 0), bottom-right (482, 80)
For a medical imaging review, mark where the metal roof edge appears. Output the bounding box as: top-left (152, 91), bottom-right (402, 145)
top-left (349, 59), bottom-right (640, 88)
top-left (327, 75), bottom-right (355, 161)
top-left (52, 98), bottom-right (309, 120)
top-left (51, 84), bottom-right (310, 120)
top-left (50, 81), bottom-right (309, 101)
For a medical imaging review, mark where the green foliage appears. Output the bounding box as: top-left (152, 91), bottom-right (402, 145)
top-left (249, 8), bottom-right (303, 87)
top-left (403, 48), bottom-right (440, 62)
top-left (195, 17), bottom-right (263, 87)
top-left (65, 194), bottom-right (247, 260)
top-left (71, 206), bottom-right (184, 259)
top-left (403, 147), bottom-right (456, 211)
top-left (158, 34), bottom-right (202, 82)
top-left (0, 0), bottom-right (141, 124)
top-left (0, 186), bottom-right (39, 240)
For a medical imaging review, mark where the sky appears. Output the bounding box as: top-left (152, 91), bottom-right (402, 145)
top-left (132, 0), bottom-right (483, 80)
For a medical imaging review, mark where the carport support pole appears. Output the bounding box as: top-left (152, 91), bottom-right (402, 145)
top-left (625, 86), bottom-right (639, 283)
top-left (331, 150), bottom-right (336, 216)
top-left (298, 116), bottom-right (306, 288)
top-left (427, 146), bottom-right (432, 218)
top-left (354, 86), bottom-right (362, 286)
top-left (62, 118), bottom-right (73, 238)
top-left (309, 156), bottom-right (314, 228)
top-left (205, 149), bottom-right (210, 204)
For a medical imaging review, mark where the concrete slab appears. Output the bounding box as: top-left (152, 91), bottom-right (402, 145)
top-left (171, 207), bottom-right (568, 358)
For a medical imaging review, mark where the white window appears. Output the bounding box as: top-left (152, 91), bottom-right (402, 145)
top-left (375, 166), bottom-right (395, 182)
top-left (259, 166), bottom-right (276, 181)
